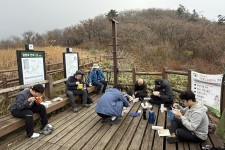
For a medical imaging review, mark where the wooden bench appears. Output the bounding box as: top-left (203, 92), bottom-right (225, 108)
top-left (0, 86), bottom-right (95, 138)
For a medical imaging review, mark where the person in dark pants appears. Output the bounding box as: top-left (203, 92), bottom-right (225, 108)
top-left (88, 64), bottom-right (108, 95)
top-left (95, 84), bottom-right (130, 125)
top-left (10, 84), bottom-right (52, 138)
top-left (66, 70), bottom-right (92, 113)
top-left (149, 78), bottom-right (174, 105)
top-left (166, 91), bottom-right (209, 144)
top-left (132, 79), bottom-right (148, 100)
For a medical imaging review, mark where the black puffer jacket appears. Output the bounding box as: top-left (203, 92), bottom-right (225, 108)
top-left (154, 80), bottom-right (174, 101)
top-left (66, 76), bottom-right (84, 91)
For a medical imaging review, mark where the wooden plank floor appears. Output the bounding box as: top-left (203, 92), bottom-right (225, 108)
top-left (1, 94), bottom-right (224, 150)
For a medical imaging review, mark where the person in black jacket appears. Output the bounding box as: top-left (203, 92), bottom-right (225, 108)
top-left (66, 70), bottom-right (91, 112)
top-left (149, 78), bottom-right (174, 105)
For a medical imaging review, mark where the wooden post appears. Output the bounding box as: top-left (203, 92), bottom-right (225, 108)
top-left (87, 56), bottom-right (89, 63)
top-left (111, 19), bottom-right (119, 85)
top-left (162, 67), bottom-right (167, 80)
top-left (47, 64), bottom-right (50, 72)
top-left (220, 74), bottom-right (225, 115)
top-left (132, 66), bottom-right (136, 84)
top-left (45, 74), bottom-right (53, 99)
top-left (2, 77), bottom-right (8, 104)
top-left (187, 69), bottom-right (192, 91)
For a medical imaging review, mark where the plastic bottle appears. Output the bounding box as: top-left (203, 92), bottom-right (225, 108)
top-left (169, 110), bottom-right (173, 121)
top-left (83, 83), bottom-right (86, 89)
top-left (143, 108), bottom-right (147, 120)
top-left (148, 109), bottom-right (155, 124)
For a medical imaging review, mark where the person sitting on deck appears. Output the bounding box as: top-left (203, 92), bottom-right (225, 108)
top-left (10, 84), bottom-right (53, 138)
top-left (166, 90), bottom-right (209, 144)
top-left (66, 70), bottom-right (92, 113)
top-left (149, 78), bottom-right (174, 105)
top-left (132, 78), bottom-right (148, 101)
top-left (95, 84), bottom-right (130, 125)
top-left (88, 63), bottom-right (108, 95)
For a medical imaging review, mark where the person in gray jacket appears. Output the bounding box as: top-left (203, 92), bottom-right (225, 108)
top-left (95, 84), bottom-right (130, 125)
top-left (10, 84), bottom-right (53, 138)
top-left (166, 90), bottom-right (209, 144)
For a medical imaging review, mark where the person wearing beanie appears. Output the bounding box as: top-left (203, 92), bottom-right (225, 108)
top-left (10, 84), bottom-right (53, 138)
top-left (66, 70), bottom-right (92, 113)
top-left (149, 78), bottom-right (174, 105)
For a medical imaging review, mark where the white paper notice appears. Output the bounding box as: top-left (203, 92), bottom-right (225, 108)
top-left (191, 71), bottom-right (223, 116)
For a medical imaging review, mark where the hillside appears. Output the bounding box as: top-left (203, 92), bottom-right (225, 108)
top-left (1, 7), bottom-right (225, 73)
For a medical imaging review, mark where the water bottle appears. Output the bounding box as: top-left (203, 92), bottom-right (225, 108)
top-left (169, 110), bottom-right (173, 121)
top-left (143, 108), bottom-right (147, 120)
top-left (83, 83), bottom-right (86, 89)
top-left (148, 110), bottom-right (155, 124)
top-left (146, 109), bottom-right (150, 119)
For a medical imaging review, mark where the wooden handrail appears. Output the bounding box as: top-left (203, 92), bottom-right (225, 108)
top-left (165, 70), bottom-right (188, 76)
top-left (0, 80), bottom-right (48, 95)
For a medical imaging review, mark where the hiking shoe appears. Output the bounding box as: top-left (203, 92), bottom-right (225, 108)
top-left (166, 136), bottom-right (178, 144)
top-left (82, 104), bottom-right (90, 107)
top-left (87, 98), bottom-right (93, 104)
top-left (39, 124), bottom-right (54, 135)
top-left (73, 107), bottom-right (78, 113)
top-left (101, 118), bottom-right (110, 123)
top-left (110, 117), bottom-right (121, 125)
top-left (30, 133), bottom-right (40, 138)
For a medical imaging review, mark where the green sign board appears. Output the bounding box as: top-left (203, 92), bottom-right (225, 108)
top-left (17, 51), bottom-right (46, 85)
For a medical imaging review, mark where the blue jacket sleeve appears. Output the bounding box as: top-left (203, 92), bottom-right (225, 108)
top-left (119, 94), bottom-right (130, 107)
top-left (88, 70), bottom-right (93, 83)
top-left (99, 70), bottom-right (106, 79)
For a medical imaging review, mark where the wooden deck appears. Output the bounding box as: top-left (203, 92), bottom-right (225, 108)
top-left (0, 94), bottom-right (224, 150)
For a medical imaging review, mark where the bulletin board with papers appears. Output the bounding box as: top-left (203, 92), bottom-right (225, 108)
top-left (17, 51), bottom-right (46, 85)
top-left (63, 52), bottom-right (79, 78)
top-left (191, 71), bottom-right (223, 116)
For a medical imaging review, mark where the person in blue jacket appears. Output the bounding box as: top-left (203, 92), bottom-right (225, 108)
top-left (95, 84), bottom-right (130, 125)
top-left (88, 64), bottom-right (108, 94)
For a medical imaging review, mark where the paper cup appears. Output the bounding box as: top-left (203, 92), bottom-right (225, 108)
top-left (153, 91), bottom-right (160, 95)
top-left (133, 98), bottom-right (139, 103)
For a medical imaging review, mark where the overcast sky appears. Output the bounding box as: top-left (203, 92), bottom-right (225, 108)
top-left (0, 0), bottom-right (225, 40)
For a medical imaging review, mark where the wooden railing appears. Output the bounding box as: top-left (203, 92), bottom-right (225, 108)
top-left (0, 64), bottom-right (224, 116)
top-left (104, 67), bottom-right (190, 91)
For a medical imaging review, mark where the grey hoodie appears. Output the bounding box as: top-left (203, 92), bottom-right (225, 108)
top-left (179, 102), bottom-right (209, 140)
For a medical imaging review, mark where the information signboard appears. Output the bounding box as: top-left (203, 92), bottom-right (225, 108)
top-left (63, 52), bottom-right (79, 78)
top-left (17, 51), bottom-right (46, 85)
top-left (191, 71), bottom-right (223, 116)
